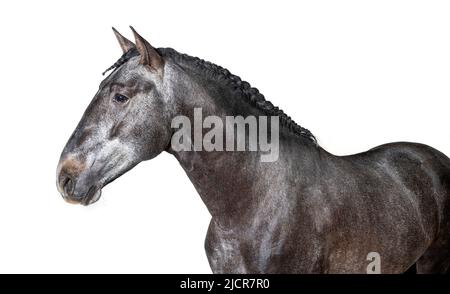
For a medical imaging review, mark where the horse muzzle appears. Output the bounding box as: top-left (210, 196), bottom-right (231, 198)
top-left (56, 158), bottom-right (102, 206)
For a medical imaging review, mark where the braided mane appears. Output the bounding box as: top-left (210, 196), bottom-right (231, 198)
top-left (103, 47), bottom-right (317, 144)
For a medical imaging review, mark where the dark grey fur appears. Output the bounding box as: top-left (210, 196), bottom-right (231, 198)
top-left (57, 28), bottom-right (450, 273)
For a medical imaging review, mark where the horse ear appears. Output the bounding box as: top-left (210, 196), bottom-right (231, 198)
top-left (130, 26), bottom-right (163, 71)
top-left (112, 27), bottom-right (135, 53)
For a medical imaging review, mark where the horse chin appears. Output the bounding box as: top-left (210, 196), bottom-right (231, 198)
top-left (81, 187), bottom-right (102, 206)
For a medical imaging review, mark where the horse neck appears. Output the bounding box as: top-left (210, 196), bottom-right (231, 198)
top-left (166, 65), bottom-right (317, 228)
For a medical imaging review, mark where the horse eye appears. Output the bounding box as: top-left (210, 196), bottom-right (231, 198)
top-left (113, 93), bottom-right (129, 103)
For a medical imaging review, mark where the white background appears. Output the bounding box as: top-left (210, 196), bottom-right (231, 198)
top-left (0, 0), bottom-right (449, 273)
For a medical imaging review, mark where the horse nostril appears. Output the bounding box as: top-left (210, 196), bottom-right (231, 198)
top-left (60, 173), bottom-right (75, 198)
top-left (57, 158), bottom-right (85, 199)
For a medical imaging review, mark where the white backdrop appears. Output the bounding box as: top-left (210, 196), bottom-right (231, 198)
top-left (0, 0), bottom-right (449, 273)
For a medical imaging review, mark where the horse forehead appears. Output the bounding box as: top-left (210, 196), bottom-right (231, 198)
top-left (116, 61), bottom-right (143, 81)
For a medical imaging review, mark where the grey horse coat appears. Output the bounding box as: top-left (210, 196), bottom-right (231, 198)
top-left (57, 27), bottom-right (450, 273)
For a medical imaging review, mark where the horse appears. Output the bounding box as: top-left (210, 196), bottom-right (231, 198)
top-left (56, 27), bottom-right (450, 273)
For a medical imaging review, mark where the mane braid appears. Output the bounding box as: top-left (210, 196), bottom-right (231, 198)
top-left (157, 48), bottom-right (317, 144)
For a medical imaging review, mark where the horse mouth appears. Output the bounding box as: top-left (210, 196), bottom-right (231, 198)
top-left (81, 186), bottom-right (102, 206)
top-left (62, 186), bottom-right (102, 206)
